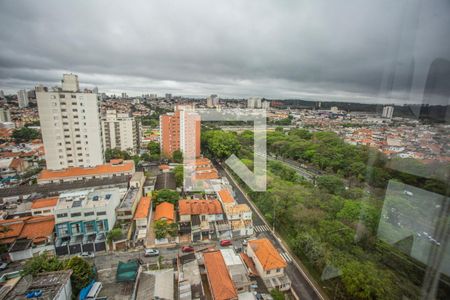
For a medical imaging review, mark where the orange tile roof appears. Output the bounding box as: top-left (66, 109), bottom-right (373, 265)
top-left (31, 197), bottom-right (58, 209)
top-left (38, 160), bottom-right (134, 180)
top-left (240, 252), bottom-right (258, 276)
top-left (248, 238), bottom-right (286, 271)
top-left (178, 199), bottom-right (223, 215)
top-left (110, 159), bottom-right (124, 165)
top-left (19, 216), bottom-right (55, 243)
top-left (134, 196), bottom-right (151, 220)
top-left (218, 190), bottom-right (235, 204)
top-left (154, 202), bottom-right (175, 223)
top-left (194, 170), bottom-right (219, 180)
top-left (0, 216), bottom-right (55, 244)
top-left (203, 250), bottom-right (238, 300)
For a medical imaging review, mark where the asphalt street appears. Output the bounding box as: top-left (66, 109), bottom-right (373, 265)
top-left (215, 162), bottom-right (324, 300)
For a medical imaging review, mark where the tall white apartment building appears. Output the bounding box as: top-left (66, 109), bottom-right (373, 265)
top-left (17, 89), bottom-right (29, 108)
top-left (101, 110), bottom-right (139, 154)
top-left (247, 97), bottom-right (262, 109)
top-left (261, 100), bottom-right (271, 110)
top-left (36, 74), bottom-right (104, 170)
top-left (206, 94), bottom-right (219, 107)
top-left (0, 108), bottom-right (11, 122)
top-left (382, 105), bottom-right (394, 119)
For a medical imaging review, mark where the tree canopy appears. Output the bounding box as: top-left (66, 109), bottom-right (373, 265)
top-left (12, 127), bottom-right (40, 143)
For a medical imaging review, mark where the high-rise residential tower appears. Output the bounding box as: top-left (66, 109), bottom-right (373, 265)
top-left (206, 94), bottom-right (219, 107)
top-left (247, 96), bottom-right (262, 109)
top-left (382, 105), bottom-right (394, 119)
top-left (37, 74), bottom-right (104, 170)
top-left (160, 107), bottom-right (200, 159)
top-left (101, 110), bottom-right (139, 154)
top-left (0, 108), bottom-right (11, 122)
top-left (17, 89), bottom-right (29, 108)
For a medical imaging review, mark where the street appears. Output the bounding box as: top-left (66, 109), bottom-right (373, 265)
top-left (215, 162), bottom-right (325, 300)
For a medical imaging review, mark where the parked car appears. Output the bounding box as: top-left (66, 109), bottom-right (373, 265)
top-left (0, 262), bottom-right (8, 271)
top-left (144, 248), bottom-right (160, 257)
top-left (80, 252), bottom-right (95, 258)
top-left (242, 239), bottom-right (248, 246)
top-left (181, 246), bottom-right (194, 253)
top-left (220, 239), bottom-right (232, 247)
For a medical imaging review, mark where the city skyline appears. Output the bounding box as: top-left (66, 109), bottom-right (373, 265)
top-left (1, 1), bottom-right (449, 104)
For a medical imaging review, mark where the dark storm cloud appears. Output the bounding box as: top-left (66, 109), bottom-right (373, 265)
top-left (0, 0), bottom-right (449, 103)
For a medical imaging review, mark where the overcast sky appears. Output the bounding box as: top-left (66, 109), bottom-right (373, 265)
top-left (0, 0), bottom-right (449, 104)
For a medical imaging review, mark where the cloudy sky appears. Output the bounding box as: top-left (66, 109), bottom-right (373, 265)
top-left (0, 0), bottom-right (449, 103)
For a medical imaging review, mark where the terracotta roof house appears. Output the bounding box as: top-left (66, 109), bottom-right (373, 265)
top-left (217, 189), bottom-right (235, 206)
top-left (246, 238), bottom-right (291, 291)
top-left (134, 196), bottom-right (152, 242)
top-left (178, 199), bottom-right (229, 242)
top-left (0, 215), bottom-right (55, 261)
top-left (154, 202), bottom-right (175, 223)
top-left (203, 250), bottom-right (238, 300)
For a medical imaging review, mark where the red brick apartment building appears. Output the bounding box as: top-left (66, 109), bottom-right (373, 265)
top-left (160, 108), bottom-right (200, 159)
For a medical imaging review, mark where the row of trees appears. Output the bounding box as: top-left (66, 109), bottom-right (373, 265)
top-left (201, 127), bottom-right (448, 299)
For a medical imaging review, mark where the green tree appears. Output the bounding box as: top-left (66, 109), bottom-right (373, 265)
top-left (202, 130), bottom-right (240, 160)
top-left (172, 150), bottom-right (183, 163)
top-left (341, 260), bottom-right (396, 299)
top-left (147, 141), bottom-right (160, 155)
top-left (12, 127), bottom-right (40, 143)
top-left (153, 189), bottom-right (179, 206)
top-left (104, 148), bottom-right (131, 162)
top-left (174, 165), bottom-right (184, 187)
top-left (64, 256), bottom-right (95, 296)
top-left (22, 254), bottom-right (64, 276)
top-left (107, 228), bottom-right (123, 243)
top-left (154, 220), bottom-right (178, 239)
top-left (270, 289), bottom-right (285, 300)
top-left (317, 175), bottom-right (345, 194)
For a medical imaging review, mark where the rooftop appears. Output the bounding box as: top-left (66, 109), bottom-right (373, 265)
top-left (134, 196), bottom-right (151, 220)
top-left (203, 250), bottom-right (237, 300)
top-left (217, 189), bottom-right (235, 204)
top-left (31, 197), bottom-right (58, 209)
top-left (154, 202), bottom-right (175, 223)
top-left (56, 188), bottom-right (119, 210)
top-left (178, 199), bottom-right (223, 216)
top-left (0, 215), bottom-right (55, 245)
top-left (248, 238), bottom-right (287, 271)
top-left (38, 160), bottom-right (135, 180)
top-left (154, 172), bottom-right (177, 190)
top-left (118, 187), bottom-right (139, 209)
top-left (4, 270), bottom-right (72, 300)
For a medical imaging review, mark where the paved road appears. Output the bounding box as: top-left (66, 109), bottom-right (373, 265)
top-left (215, 162), bottom-right (325, 300)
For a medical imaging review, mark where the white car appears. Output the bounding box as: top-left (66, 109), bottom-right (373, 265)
top-left (80, 252), bottom-right (95, 258)
top-left (144, 248), bottom-right (159, 257)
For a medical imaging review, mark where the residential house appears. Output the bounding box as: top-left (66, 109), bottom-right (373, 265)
top-left (53, 188), bottom-right (121, 255)
top-left (177, 253), bottom-right (205, 300)
top-left (203, 250), bottom-right (238, 300)
top-left (0, 215), bottom-right (55, 261)
top-left (2, 270), bottom-right (73, 300)
top-left (246, 238), bottom-right (291, 291)
top-left (220, 249), bottom-right (252, 294)
top-left (178, 199), bottom-right (229, 241)
top-left (154, 202), bottom-right (175, 224)
top-left (225, 204), bottom-right (253, 237)
top-left (133, 196), bottom-right (151, 243)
